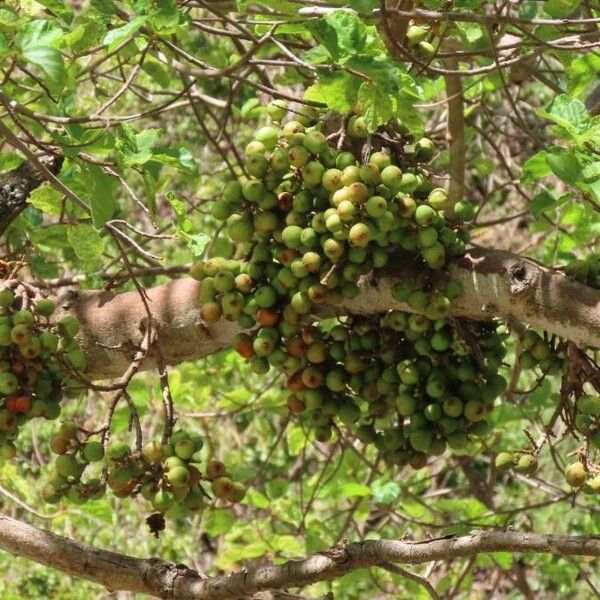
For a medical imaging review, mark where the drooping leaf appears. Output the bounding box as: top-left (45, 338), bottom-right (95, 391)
top-left (77, 163), bottom-right (117, 227)
top-left (304, 71), bottom-right (361, 113)
top-left (103, 16), bottom-right (146, 52)
top-left (67, 223), bottom-right (106, 267)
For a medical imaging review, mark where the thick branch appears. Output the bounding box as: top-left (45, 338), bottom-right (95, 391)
top-left (69, 247), bottom-right (600, 380)
top-left (1, 513), bottom-right (600, 599)
top-left (0, 155), bottom-right (63, 234)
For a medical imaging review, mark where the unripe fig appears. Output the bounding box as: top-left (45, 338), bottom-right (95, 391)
top-left (494, 452), bottom-right (514, 471)
top-left (167, 465), bottom-right (191, 488)
top-left (82, 441), bottom-right (104, 463)
top-left (36, 298), bottom-right (56, 317)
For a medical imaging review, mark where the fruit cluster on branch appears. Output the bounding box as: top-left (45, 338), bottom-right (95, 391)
top-left (191, 103), bottom-right (513, 466)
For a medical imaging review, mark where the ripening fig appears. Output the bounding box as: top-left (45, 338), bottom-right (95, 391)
top-left (413, 137), bottom-right (435, 161)
top-left (10, 324), bottom-right (30, 346)
top-left (50, 435), bottom-right (69, 455)
top-left (369, 152), bottom-right (391, 170)
top-left (365, 196), bottom-right (387, 218)
top-left (322, 168), bottom-right (343, 192)
top-left (142, 441), bottom-right (165, 464)
top-left (255, 126), bottom-right (280, 150)
top-left (303, 130), bottom-right (327, 154)
top-left (359, 164), bottom-right (381, 185)
top-left (227, 481), bottom-right (247, 503)
top-left (282, 120), bottom-right (305, 139)
top-left (407, 25), bottom-right (429, 46)
top-left (200, 302), bottom-right (222, 324)
top-left (348, 223), bottom-right (371, 248)
top-left (494, 452), bottom-right (514, 471)
top-left (0, 372), bottom-right (19, 396)
top-left (153, 489), bottom-right (176, 512)
top-left (55, 454), bottom-right (83, 478)
top-left (380, 165), bottom-right (403, 190)
top-left (212, 476), bottom-right (235, 500)
top-left (427, 188), bottom-right (449, 210)
top-left (287, 394), bottom-right (306, 415)
top-left (167, 465), bottom-right (191, 488)
top-left (174, 438), bottom-right (195, 460)
top-left (348, 116), bottom-right (367, 138)
top-left (288, 145), bottom-right (310, 167)
top-left (267, 99), bottom-right (287, 121)
top-left (565, 462), bottom-right (587, 487)
top-left (515, 454), bottom-right (538, 474)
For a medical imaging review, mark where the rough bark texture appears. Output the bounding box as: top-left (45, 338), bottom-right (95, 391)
top-left (1, 513), bottom-right (599, 599)
top-left (0, 155), bottom-right (63, 234)
top-left (68, 247), bottom-right (600, 380)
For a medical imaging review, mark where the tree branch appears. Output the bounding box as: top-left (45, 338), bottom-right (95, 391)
top-left (0, 154), bottom-right (63, 234)
top-left (443, 57), bottom-right (465, 210)
top-left (1, 513), bottom-right (600, 599)
top-left (67, 247), bottom-right (600, 380)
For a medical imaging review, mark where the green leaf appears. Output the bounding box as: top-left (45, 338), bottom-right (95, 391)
top-left (243, 488), bottom-right (269, 509)
top-left (0, 153), bottom-right (24, 173)
top-left (180, 231), bottom-right (210, 257)
top-left (372, 480), bottom-right (400, 505)
top-left (567, 54), bottom-right (600, 99)
top-left (582, 162), bottom-right (600, 183)
top-left (286, 425), bottom-right (307, 456)
top-left (151, 147), bottom-right (198, 174)
top-left (348, 0), bottom-right (378, 11)
top-left (141, 58), bottom-right (171, 88)
top-left (522, 151), bottom-right (552, 180)
top-left (546, 148), bottom-right (582, 185)
top-left (305, 10), bottom-right (368, 60)
top-left (203, 508), bottom-right (234, 536)
top-left (64, 19), bottom-right (106, 53)
top-left (304, 71), bottom-right (360, 113)
top-left (91, 0), bottom-right (119, 16)
top-left (540, 94), bottom-right (588, 135)
top-left (339, 482), bottom-right (371, 497)
top-left (358, 82), bottom-right (393, 131)
top-left (35, 0), bottom-right (74, 23)
top-left (27, 184), bottom-right (63, 216)
top-left (544, 0), bottom-right (581, 17)
top-left (77, 163), bottom-right (117, 227)
top-left (103, 16), bottom-right (146, 52)
top-left (21, 44), bottom-right (65, 85)
top-left (67, 224), bottom-right (106, 267)
top-left (530, 191), bottom-right (557, 216)
top-left (0, 33), bottom-right (9, 56)
top-left (30, 224), bottom-right (70, 250)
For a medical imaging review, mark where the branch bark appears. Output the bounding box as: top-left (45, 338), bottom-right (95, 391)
top-left (443, 57), bottom-right (465, 210)
top-left (68, 247), bottom-right (600, 380)
top-left (1, 513), bottom-right (600, 599)
top-left (0, 154), bottom-right (63, 234)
